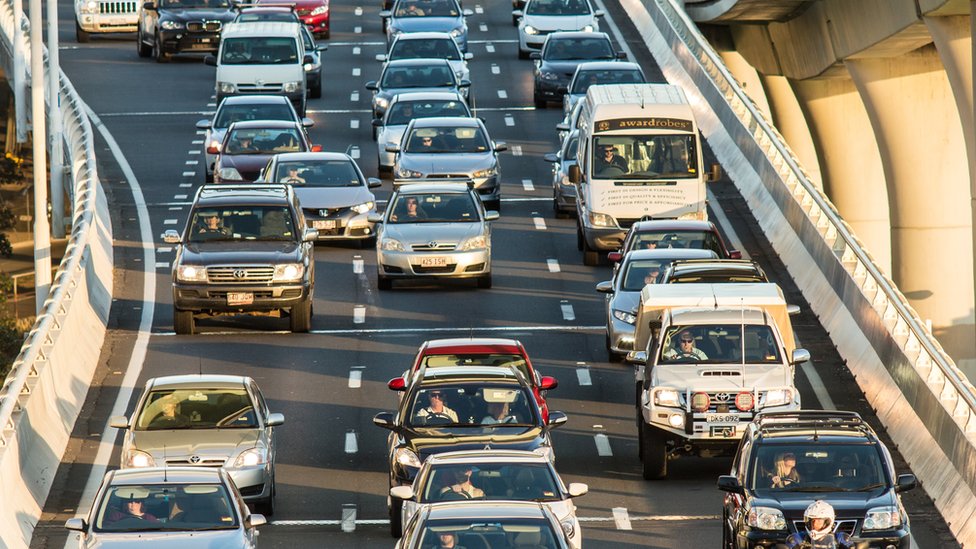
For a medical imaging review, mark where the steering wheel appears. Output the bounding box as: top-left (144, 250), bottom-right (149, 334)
top-left (599, 166), bottom-right (626, 177)
top-left (423, 412), bottom-right (454, 426)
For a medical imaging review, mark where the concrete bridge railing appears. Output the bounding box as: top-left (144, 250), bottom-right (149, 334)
top-left (621, 0), bottom-right (976, 543)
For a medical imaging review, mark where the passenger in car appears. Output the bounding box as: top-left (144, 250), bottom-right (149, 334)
top-left (770, 452), bottom-right (801, 488)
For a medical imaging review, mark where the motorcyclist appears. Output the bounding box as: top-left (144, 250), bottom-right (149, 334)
top-left (786, 500), bottom-right (852, 549)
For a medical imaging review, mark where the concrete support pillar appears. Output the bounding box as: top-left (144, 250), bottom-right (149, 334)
top-left (760, 75), bottom-right (824, 191)
top-left (793, 76), bottom-right (892, 273)
top-left (847, 47), bottom-right (975, 366)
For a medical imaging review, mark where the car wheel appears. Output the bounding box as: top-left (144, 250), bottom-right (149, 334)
top-left (255, 484), bottom-right (276, 516)
top-left (76, 21), bottom-right (90, 43)
top-left (582, 239), bottom-right (599, 266)
top-left (290, 300), bottom-right (312, 333)
top-left (576, 226), bottom-right (584, 251)
top-left (153, 33), bottom-right (170, 63)
top-left (173, 308), bottom-right (195, 335)
top-left (518, 47), bottom-right (530, 59)
top-left (204, 169), bottom-right (213, 183)
top-left (389, 495), bottom-right (403, 538)
top-left (136, 27), bottom-right (151, 57)
top-left (721, 511), bottom-right (733, 549)
top-left (534, 96), bottom-right (546, 109)
top-left (310, 81), bottom-right (322, 99)
top-left (378, 274), bottom-right (393, 290)
top-left (477, 273), bottom-right (492, 289)
top-left (640, 420), bottom-right (668, 480)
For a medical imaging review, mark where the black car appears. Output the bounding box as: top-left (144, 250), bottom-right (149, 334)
top-left (659, 259), bottom-right (768, 285)
top-left (162, 184), bottom-right (318, 334)
top-left (531, 31), bottom-right (624, 108)
top-left (300, 25), bottom-right (327, 99)
top-left (137, 0), bottom-right (237, 62)
top-left (717, 411), bottom-right (917, 548)
top-left (373, 365), bottom-right (568, 537)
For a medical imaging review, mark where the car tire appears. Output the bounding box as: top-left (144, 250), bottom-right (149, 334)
top-left (389, 495), bottom-right (403, 538)
top-left (310, 81), bottom-right (322, 99)
top-left (576, 226), bottom-right (584, 251)
top-left (204, 170), bottom-right (213, 183)
top-left (640, 420), bottom-right (668, 480)
top-left (378, 274), bottom-right (393, 290)
top-left (153, 33), bottom-right (170, 63)
top-left (582, 239), bottom-right (599, 266)
top-left (487, 199), bottom-right (501, 212)
top-left (721, 510), bottom-right (733, 549)
top-left (534, 96), bottom-right (546, 109)
top-left (136, 27), bottom-right (151, 57)
top-left (174, 308), bottom-right (195, 335)
top-left (255, 484), bottom-right (275, 516)
top-left (518, 48), bottom-right (530, 59)
top-left (290, 300), bottom-right (312, 333)
top-left (76, 21), bottom-right (90, 43)
top-left (477, 273), bottom-right (492, 289)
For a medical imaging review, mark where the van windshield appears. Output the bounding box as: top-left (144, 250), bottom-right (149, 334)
top-left (221, 37), bottom-right (299, 65)
top-left (659, 325), bottom-right (781, 364)
top-left (591, 135), bottom-right (697, 179)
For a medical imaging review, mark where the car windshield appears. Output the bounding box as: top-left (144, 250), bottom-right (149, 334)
top-left (420, 354), bottom-right (531, 383)
top-left (93, 483), bottom-right (238, 532)
top-left (404, 126), bottom-right (489, 153)
top-left (418, 519), bottom-right (561, 548)
top-left (135, 388), bottom-right (258, 430)
top-left (387, 100), bottom-right (469, 125)
top-left (659, 325), bottom-right (782, 365)
top-left (592, 134), bottom-right (697, 179)
top-left (220, 36), bottom-right (298, 65)
top-left (394, 0), bottom-right (459, 17)
top-left (213, 103), bottom-right (295, 130)
top-left (390, 38), bottom-right (461, 61)
top-left (161, 0), bottom-right (230, 7)
top-left (620, 259), bottom-right (666, 291)
top-left (527, 0), bottom-right (591, 16)
top-left (544, 37), bottom-right (613, 61)
top-left (187, 206), bottom-right (298, 242)
top-left (420, 463), bottom-right (561, 503)
top-left (626, 230), bottom-right (723, 255)
top-left (273, 160), bottom-right (361, 187)
top-left (381, 65), bottom-right (456, 89)
top-left (571, 68), bottom-right (645, 93)
top-left (225, 127), bottom-right (304, 154)
top-left (406, 383), bottom-right (537, 429)
top-left (388, 193), bottom-right (480, 224)
top-left (750, 444), bottom-right (888, 494)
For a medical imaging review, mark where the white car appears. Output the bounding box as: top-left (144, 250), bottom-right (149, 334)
top-left (374, 91), bottom-right (472, 172)
top-left (391, 450), bottom-right (587, 547)
top-left (515, 0), bottom-right (603, 59)
top-left (378, 31), bottom-right (474, 84)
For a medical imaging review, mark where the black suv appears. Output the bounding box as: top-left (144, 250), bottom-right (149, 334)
top-left (372, 365), bottom-right (567, 537)
top-left (163, 184), bottom-right (317, 334)
top-left (717, 411), bottom-right (916, 548)
top-left (137, 0), bottom-right (236, 62)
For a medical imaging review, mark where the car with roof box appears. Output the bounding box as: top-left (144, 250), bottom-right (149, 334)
top-left (717, 411), bottom-right (916, 548)
top-left (396, 500), bottom-right (572, 549)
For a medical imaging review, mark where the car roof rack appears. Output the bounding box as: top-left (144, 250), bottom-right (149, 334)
top-left (753, 410), bottom-right (873, 435)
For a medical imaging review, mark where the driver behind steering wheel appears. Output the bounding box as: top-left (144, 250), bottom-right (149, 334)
top-left (594, 143), bottom-right (628, 175)
top-left (770, 451), bottom-right (801, 488)
top-left (414, 390), bottom-right (458, 424)
top-left (663, 330), bottom-right (708, 361)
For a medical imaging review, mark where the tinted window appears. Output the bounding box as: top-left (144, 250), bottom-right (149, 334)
top-left (545, 37), bottom-right (613, 60)
top-left (621, 259), bottom-right (665, 291)
top-left (527, 0), bottom-right (591, 15)
top-left (221, 37), bottom-right (299, 65)
top-left (225, 127), bottom-right (304, 154)
top-left (389, 192), bottom-right (479, 224)
top-left (626, 230), bottom-right (722, 255)
top-left (381, 65), bottom-right (456, 88)
top-left (417, 519), bottom-right (561, 549)
top-left (571, 68), bottom-right (645, 93)
top-left (750, 444), bottom-right (887, 493)
top-left (420, 354), bottom-right (530, 382)
top-left (273, 160), bottom-right (362, 187)
top-left (420, 463), bottom-right (560, 502)
top-left (394, 0), bottom-right (459, 17)
top-left (407, 383), bottom-right (535, 428)
top-left (188, 206), bottom-right (297, 242)
top-left (404, 126), bottom-right (489, 153)
top-left (161, 0), bottom-right (230, 7)
top-left (660, 325), bottom-right (781, 364)
top-left (386, 100), bottom-right (470, 125)
top-left (592, 134), bottom-right (697, 180)
top-left (390, 38), bottom-right (461, 61)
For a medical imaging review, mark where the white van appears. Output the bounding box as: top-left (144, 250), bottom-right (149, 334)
top-left (570, 84), bottom-right (709, 265)
top-left (206, 22), bottom-right (308, 115)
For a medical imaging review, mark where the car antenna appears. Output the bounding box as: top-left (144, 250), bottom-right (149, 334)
top-left (163, 444), bottom-right (168, 482)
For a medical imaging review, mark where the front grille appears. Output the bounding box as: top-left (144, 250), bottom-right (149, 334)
top-left (791, 519), bottom-right (857, 536)
top-left (238, 83), bottom-right (284, 94)
top-left (187, 20), bottom-right (222, 32)
top-left (411, 243), bottom-right (456, 252)
top-left (684, 391), bottom-right (757, 414)
top-left (207, 266), bottom-right (275, 283)
top-left (166, 457), bottom-right (225, 467)
top-left (305, 207), bottom-right (346, 218)
top-left (426, 174), bottom-right (470, 179)
top-left (617, 218), bottom-right (639, 229)
top-left (209, 290), bottom-right (275, 299)
top-left (98, 0), bottom-right (137, 14)
top-left (414, 265), bottom-right (456, 274)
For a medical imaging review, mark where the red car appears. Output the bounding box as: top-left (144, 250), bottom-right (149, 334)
top-left (388, 338), bottom-right (557, 421)
top-left (608, 219), bottom-right (741, 263)
top-left (258, 0), bottom-right (330, 38)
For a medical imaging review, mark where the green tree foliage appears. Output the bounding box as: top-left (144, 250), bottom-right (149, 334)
top-left (0, 155), bottom-right (25, 377)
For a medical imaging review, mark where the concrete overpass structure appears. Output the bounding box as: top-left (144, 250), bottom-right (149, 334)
top-left (684, 0), bottom-right (976, 377)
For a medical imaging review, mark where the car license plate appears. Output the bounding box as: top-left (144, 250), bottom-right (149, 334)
top-left (706, 414), bottom-right (739, 424)
top-left (200, 38), bottom-right (212, 43)
top-left (227, 292), bottom-right (253, 306)
top-left (420, 257), bottom-right (448, 267)
top-left (313, 220), bottom-right (336, 230)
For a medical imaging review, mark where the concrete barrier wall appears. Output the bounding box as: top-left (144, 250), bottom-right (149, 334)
top-left (620, 0), bottom-right (976, 544)
top-left (0, 5), bottom-right (113, 543)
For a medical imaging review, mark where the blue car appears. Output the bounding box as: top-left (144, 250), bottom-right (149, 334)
top-left (381, 0), bottom-right (473, 53)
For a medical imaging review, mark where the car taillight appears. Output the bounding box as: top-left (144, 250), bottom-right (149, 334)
top-left (735, 392), bottom-right (754, 411)
top-left (691, 392), bottom-right (709, 412)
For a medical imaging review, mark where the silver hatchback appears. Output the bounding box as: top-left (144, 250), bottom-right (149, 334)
top-left (110, 374), bottom-right (283, 515)
top-left (369, 183), bottom-right (498, 290)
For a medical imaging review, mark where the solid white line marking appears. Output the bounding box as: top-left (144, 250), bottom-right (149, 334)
top-left (354, 6), bottom-right (362, 15)
top-left (504, 114), bottom-right (514, 126)
top-left (185, 160), bottom-right (198, 165)
top-left (353, 305), bottom-right (366, 324)
top-left (353, 46), bottom-right (361, 55)
top-left (595, 434), bottom-right (613, 457)
top-left (344, 431), bottom-right (358, 454)
top-left (341, 504), bottom-right (357, 533)
top-left (533, 217), bottom-right (547, 230)
top-left (163, 219), bottom-right (177, 225)
top-left (612, 507), bottom-right (632, 530)
top-left (491, 64), bottom-right (500, 75)
top-left (497, 90), bottom-right (508, 99)
top-left (560, 301), bottom-right (575, 320)
top-left (350, 119), bottom-right (360, 129)
top-left (511, 145), bottom-right (522, 156)
top-left (350, 91), bottom-right (359, 102)
top-left (182, 171), bottom-right (195, 177)
top-left (168, 207), bottom-right (183, 211)
top-left (485, 43), bottom-right (495, 53)
top-left (354, 26), bottom-right (362, 34)
top-left (352, 67), bottom-right (361, 76)
top-left (479, 23), bottom-right (488, 32)
top-left (522, 178), bottom-right (534, 191)
top-left (174, 194), bottom-right (187, 200)
top-left (349, 367), bottom-right (364, 388)
top-left (576, 366), bottom-right (592, 386)
top-left (547, 259), bottom-right (560, 272)
top-left (156, 325), bottom-right (606, 337)
top-left (353, 255), bottom-right (364, 274)
top-left (350, 146), bottom-right (361, 159)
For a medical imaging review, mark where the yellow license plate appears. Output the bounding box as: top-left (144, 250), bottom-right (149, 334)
top-left (420, 257), bottom-right (448, 267)
top-left (227, 292), bottom-right (254, 306)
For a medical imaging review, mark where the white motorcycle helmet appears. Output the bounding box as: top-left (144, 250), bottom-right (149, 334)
top-left (804, 500), bottom-right (835, 541)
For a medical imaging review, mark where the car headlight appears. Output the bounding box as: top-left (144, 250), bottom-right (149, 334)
top-left (218, 167), bottom-right (243, 181)
top-left (234, 447), bottom-right (268, 468)
top-left (176, 264), bottom-right (207, 282)
top-left (653, 388), bottom-right (680, 408)
top-left (764, 389), bottom-right (792, 407)
top-left (393, 448), bottom-right (422, 469)
top-left (396, 166), bottom-right (423, 179)
top-left (217, 82), bottom-right (237, 94)
top-left (523, 25), bottom-right (538, 35)
top-left (350, 201), bottom-right (375, 215)
top-left (160, 20), bottom-right (184, 30)
top-left (282, 81), bottom-right (301, 93)
top-left (81, 0), bottom-right (98, 13)
top-left (449, 26), bottom-right (464, 38)
top-left (273, 263), bottom-right (305, 282)
top-left (588, 211), bottom-right (615, 228)
top-left (560, 519), bottom-right (575, 538)
top-left (472, 167), bottom-right (497, 178)
top-left (746, 506), bottom-right (787, 530)
top-left (310, 4), bottom-right (328, 15)
top-left (612, 309), bottom-right (636, 325)
top-left (538, 71), bottom-right (559, 81)
top-left (457, 235), bottom-right (487, 251)
top-left (532, 445), bottom-right (555, 463)
top-left (123, 449), bottom-right (155, 468)
top-left (863, 506), bottom-right (901, 530)
top-left (381, 237), bottom-right (404, 251)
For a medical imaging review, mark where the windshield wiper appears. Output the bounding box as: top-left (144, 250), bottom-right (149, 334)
top-left (854, 483), bottom-right (886, 492)
top-left (778, 485), bottom-right (840, 492)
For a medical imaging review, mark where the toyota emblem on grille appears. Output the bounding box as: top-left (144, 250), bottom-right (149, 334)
top-left (428, 241), bottom-right (438, 248)
top-left (256, 79), bottom-right (266, 87)
top-left (233, 269), bottom-right (247, 279)
top-left (714, 393), bottom-right (730, 402)
top-left (189, 455), bottom-right (201, 464)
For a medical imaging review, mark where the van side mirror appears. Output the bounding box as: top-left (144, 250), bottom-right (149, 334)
top-left (204, 54), bottom-right (217, 66)
top-left (791, 348), bottom-right (811, 365)
top-left (728, 250), bottom-right (742, 259)
top-left (568, 164), bottom-right (581, 184)
top-left (786, 304), bottom-right (801, 316)
top-left (708, 163), bottom-right (723, 182)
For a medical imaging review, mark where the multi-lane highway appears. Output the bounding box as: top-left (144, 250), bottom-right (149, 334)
top-left (28, 1), bottom-right (961, 547)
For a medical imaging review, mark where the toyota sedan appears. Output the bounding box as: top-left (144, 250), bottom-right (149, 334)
top-left (374, 92), bottom-right (472, 171)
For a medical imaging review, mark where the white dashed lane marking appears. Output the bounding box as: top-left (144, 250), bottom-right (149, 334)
top-left (350, 119), bottom-right (360, 129)
top-left (348, 366), bottom-right (364, 388)
top-left (354, 26), bottom-right (362, 34)
top-left (560, 301), bottom-right (575, 320)
top-left (352, 67), bottom-right (361, 76)
top-left (179, 183), bottom-right (192, 188)
top-left (504, 114), bottom-right (514, 126)
top-left (533, 217), bottom-right (547, 230)
top-left (521, 179), bottom-right (534, 191)
top-left (163, 219), bottom-right (177, 225)
top-left (350, 146), bottom-right (361, 159)
top-left (497, 90), bottom-right (508, 99)
top-left (485, 43), bottom-right (495, 53)
top-left (576, 363), bottom-right (592, 386)
top-left (341, 505), bottom-right (357, 533)
top-left (475, 5), bottom-right (483, 14)
top-left (174, 194), bottom-right (187, 199)
top-left (353, 46), bottom-right (361, 55)
top-left (491, 64), bottom-right (500, 75)
top-left (182, 171), bottom-right (194, 177)
top-left (354, 6), bottom-right (362, 15)
top-left (185, 160), bottom-right (198, 165)
top-left (191, 140), bottom-right (203, 145)
top-left (547, 259), bottom-right (560, 272)
top-left (350, 91), bottom-right (359, 102)
top-left (353, 305), bottom-right (366, 324)
top-left (612, 507), bottom-right (632, 530)
top-left (479, 23), bottom-right (487, 32)
top-left (156, 247), bottom-right (172, 253)
top-left (352, 255), bottom-right (364, 274)
top-left (344, 431), bottom-right (358, 454)
top-left (595, 433), bottom-right (613, 457)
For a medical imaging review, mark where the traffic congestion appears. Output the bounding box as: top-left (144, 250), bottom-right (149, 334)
top-left (45, 0), bottom-right (955, 548)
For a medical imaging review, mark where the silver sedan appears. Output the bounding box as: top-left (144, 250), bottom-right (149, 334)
top-left (374, 92), bottom-right (472, 172)
top-left (369, 183), bottom-right (498, 290)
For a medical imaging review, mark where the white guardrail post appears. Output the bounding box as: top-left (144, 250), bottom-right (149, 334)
top-left (620, 0), bottom-right (976, 543)
top-left (0, 0), bottom-right (113, 545)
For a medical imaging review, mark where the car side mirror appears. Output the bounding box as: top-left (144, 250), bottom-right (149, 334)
top-left (390, 485), bottom-right (415, 501)
top-left (301, 117), bottom-right (315, 128)
top-left (607, 251), bottom-right (622, 263)
top-left (379, 10), bottom-right (391, 18)
top-left (375, 54), bottom-right (387, 62)
top-left (896, 473), bottom-right (917, 492)
top-left (367, 178), bottom-right (382, 189)
top-left (162, 229), bottom-right (181, 244)
top-left (462, 8), bottom-right (473, 15)
top-left (717, 475), bottom-right (744, 495)
top-left (365, 81), bottom-right (378, 91)
top-left (109, 415), bottom-right (129, 429)
top-left (791, 348), bottom-right (811, 365)
top-left (728, 250), bottom-right (742, 259)
top-left (464, 52), bottom-right (473, 61)
top-left (616, 51), bottom-right (627, 59)
top-left (538, 375), bottom-right (558, 391)
top-left (373, 411), bottom-right (397, 430)
top-left (265, 412), bottom-right (285, 427)
top-left (484, 211), bottom-right (500, 221)
top-left (316, 44), bottom-right (328, 52)
top-left (594, 9), bottom-right (605, 16)
top-left (458, 79), bottom-right (471, 88)
top-left (547, 411), bottom-right (568, 429)
top-left (787, 304), bottom-right (801, 316)
top-left (568, 164), bottom-right (581, 184)
top-left (512, 9), bottom-right (523, 17)
top-left (204, 54), bottom-right (217, 66)
top-left (529, 52), bottom-right (542, 60)
top-left (595, 281), bottom-right (613, 294)
top-left (625, 350), bottom-right (647, 365)
top-left (385, 144), bottom-right (400, 153)
top-left (207, 143), bottom-right (220, 155)
top-left (567, 483), bottom-right (588, 497)
top-left (493, 141), bottom-right (508, 152)
top-left (543, 153), bottom-right (558, 163)
top-left (195, 119), bottom-right (212, 130)
top-left (367, 212), bottom-right (384, 224)
top-left (556, 122), bottom-right (569, 132)
top-left (64, 518), bottom-right (87, 532)
top-left (372, 118), bottom-right (384, 128)
top-left (303, 228), bottom-right (319, 242)
top-left (246, 514), bottom-right (267, 528)
top-left (388, 377), bottom-right (407, 391)
top-left (142, 1), bottom-right (156, 9)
